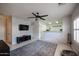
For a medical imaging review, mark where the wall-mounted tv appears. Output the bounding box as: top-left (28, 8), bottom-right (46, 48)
top-left (19, 24), bottom-right (29, 31)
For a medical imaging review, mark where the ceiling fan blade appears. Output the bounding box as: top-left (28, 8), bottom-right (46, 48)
top-left (32, 13), bottom-right (37, 16)
top-left (27, 17), bottom-right (36, 18)
top-left (40, 15), bottom-right (48, 17)
top-left (39, 17), bottom-right (46, 20)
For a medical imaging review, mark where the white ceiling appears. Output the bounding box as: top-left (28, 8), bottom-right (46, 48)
top-left (0, 3), bottom-right (76, 20)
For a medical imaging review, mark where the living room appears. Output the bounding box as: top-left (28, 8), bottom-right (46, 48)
top-left (0, 3), bottom-right (79, 56)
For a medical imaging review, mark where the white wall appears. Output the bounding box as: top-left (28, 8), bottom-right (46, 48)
top-left (12, 16), bottom-right (33, 44)
top-left (10, 16), bottom-right (40, 50)
top-left (71, 5), bottom-right (79, 54)
top-left (32, 21), bottom-right (39, 40)
top-left (40, 16), bottom-right (71, 44)
top-left (0, 15), bottom-right (4, 40)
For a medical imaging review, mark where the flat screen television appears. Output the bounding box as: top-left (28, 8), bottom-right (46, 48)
top-left (19, 24), bottom-right (29, 31)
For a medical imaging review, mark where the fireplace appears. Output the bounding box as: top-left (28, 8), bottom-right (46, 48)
top-left (16, 35), bottom-right (31, 43)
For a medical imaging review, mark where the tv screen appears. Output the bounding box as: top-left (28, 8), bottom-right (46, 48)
top-left (19, 24), bottom-right (29, 30)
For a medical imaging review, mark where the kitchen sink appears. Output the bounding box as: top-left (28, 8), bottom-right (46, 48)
top-left (61, 50), bottom-right (77, 56)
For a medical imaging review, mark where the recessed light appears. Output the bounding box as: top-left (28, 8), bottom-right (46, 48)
top-left (49, 22), bottom-right (52, 24)
top-left (56, 21), bottom-right (59, 24)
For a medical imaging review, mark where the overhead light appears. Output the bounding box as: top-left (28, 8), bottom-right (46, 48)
top-left (49, 22), bottom-right (52, 24)
top-left (56, 21), bottom-right (59, 24)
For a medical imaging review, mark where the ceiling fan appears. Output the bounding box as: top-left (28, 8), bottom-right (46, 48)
top-left (27, 12), bottom-right (48, 21)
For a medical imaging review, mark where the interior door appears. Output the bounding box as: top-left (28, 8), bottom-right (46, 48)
top-left (4, 16), bottom-right (12, 44)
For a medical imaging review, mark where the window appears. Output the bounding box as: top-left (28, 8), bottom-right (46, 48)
top-left (74, 18), bottom-right (79, 42)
